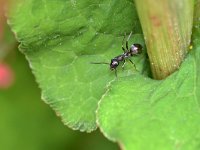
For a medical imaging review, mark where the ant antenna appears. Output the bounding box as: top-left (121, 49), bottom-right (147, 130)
top-left (90, 62), bottom-right (118, 78)
top-left (90, 62), bottom-right (109, 65)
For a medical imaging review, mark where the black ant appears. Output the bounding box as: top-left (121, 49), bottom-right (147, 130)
top-left (91, 32), bottom-right (142, 77)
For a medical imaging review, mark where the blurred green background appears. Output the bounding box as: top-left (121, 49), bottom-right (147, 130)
top-left (0, 23), bottom-right (119, 150)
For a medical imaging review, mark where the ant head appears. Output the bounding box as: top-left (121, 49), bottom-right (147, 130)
top-left (130, 44), bottom-right (142, 55)
top-left (110, 59), bottom-right (119, 70)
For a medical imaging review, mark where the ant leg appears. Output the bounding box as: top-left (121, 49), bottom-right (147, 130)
top-left (114, 69), bottom-right (118, 78)
top-left (128, 59), bottom-right (138, 71)
top-left (126, 31), bottom-right (133, 50)
top-left (122, 33), bottom-right (126, 52)
top-left (122, 60), bottom-right (126, 70)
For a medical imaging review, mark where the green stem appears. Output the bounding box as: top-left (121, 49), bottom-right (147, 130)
top-left (135, 0), bottom-right (194, 79)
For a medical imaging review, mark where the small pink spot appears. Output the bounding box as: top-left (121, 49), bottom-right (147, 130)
top-left (150, 15), bottom-right (161, 27)
top-left (0, 63), bottom-right (14, 89)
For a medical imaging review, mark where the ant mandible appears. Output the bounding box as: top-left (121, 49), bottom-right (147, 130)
top-left (91, 31), bottom-right (142, 77)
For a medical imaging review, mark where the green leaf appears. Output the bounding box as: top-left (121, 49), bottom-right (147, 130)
top-left (0, 46), bottom-right (119, 150)
top-left (97, 2), bottom-right (200, 150)
top-left (8, 0), bottom-right (144, 132)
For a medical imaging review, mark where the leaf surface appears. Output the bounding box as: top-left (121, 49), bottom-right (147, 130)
top-left (97, 2), bottom-right (200, 149)
top-left (8, 0), bottom-right (144, 132)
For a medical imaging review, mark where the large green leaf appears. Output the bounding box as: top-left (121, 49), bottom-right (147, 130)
top-left (0, 46), bottom-right (119, 150)
top-left (8, 0), bottom-right (145, 132)
top-left (97, 2), bottom-right (200, 150)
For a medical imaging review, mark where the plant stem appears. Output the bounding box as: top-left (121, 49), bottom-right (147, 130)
top-left (135, 0), bottom-right (194, 79)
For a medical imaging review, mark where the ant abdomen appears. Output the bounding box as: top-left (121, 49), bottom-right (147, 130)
top-left (130, 44), bottom-right (142, 55)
